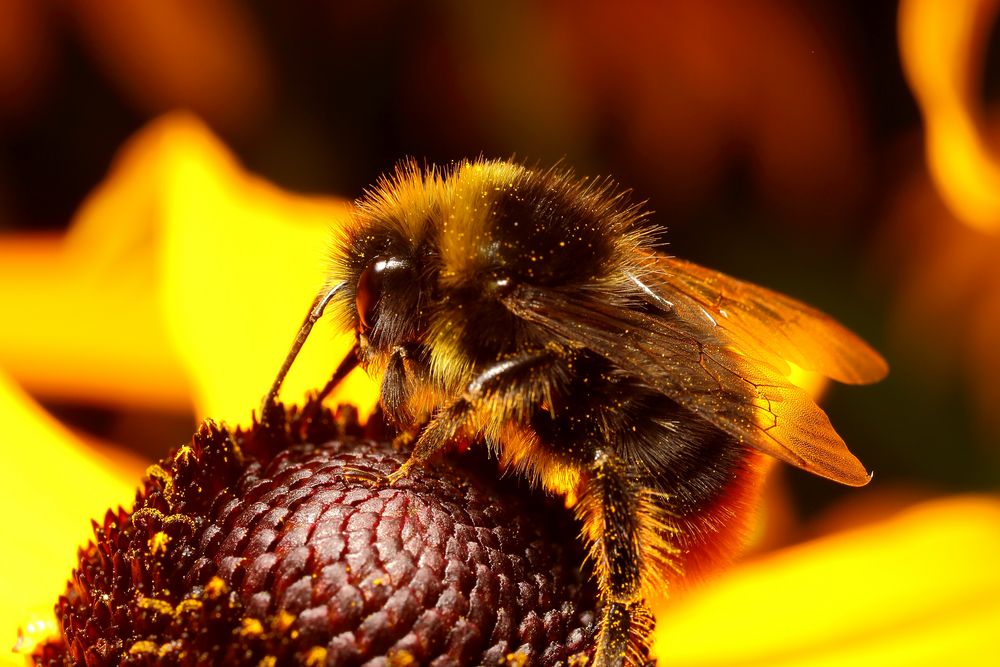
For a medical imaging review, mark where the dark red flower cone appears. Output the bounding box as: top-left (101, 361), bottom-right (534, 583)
top-left (33, 400), bottom-right (597, 666)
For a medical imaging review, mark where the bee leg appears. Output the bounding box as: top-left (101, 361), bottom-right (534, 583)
top-left (391, 417), bottom-right (428, 451)
top-left (298, 346), bottom-right (361, 425)
top-left (385, 397), bottom-right (472, 485)
top-left (311, 344), bottom-right (361, 405)
top-left (336, 465), bottom-right (385, 486)
top-left (579, 451), bottom-right (652, 667)
top-left (385, 348), bottom-right (561, 485)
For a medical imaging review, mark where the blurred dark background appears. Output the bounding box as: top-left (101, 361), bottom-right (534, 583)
top-left (1, 0), bottom-right (997, 529)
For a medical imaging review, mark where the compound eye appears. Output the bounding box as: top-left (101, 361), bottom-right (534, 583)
top-left (355, 256), bottom-right (407, 332)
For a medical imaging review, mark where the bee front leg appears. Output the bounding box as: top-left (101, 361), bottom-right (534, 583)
top-left (578, 450), bottom-right (653, 667)
top-left (385, 398), bottom-right (472, 485)
top-left (385, 348), bottom-right (562, 485)
top-left (390, 417), bottom-right (427, 451)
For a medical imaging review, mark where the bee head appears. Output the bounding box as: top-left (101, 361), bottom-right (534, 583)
top-left (326, 159), bottom-right (652, 390)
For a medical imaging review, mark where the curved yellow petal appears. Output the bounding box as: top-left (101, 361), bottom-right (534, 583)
top-left (653, 495), bottom-right (1000, 666)
top-left (0, 371), bottom-right (141, 662)
top-left (0, 113), bottom-right (378, 422)
top-left (146, 113), bottom-right (377, 423)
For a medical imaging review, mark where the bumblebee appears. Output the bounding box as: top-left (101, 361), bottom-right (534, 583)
top-left (262, 159), bottom-right (887, 666)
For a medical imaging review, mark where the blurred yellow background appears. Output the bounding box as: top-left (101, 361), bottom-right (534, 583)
top-left (1, 1), bottom-right (998, 665)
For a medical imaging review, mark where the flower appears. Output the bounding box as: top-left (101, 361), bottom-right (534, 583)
top-left (2, 115), bottom-right (998, 666)
top-left (34, 400), bottom-right (597, 665)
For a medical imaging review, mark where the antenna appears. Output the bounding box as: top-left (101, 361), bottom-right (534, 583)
top-left (261, 282), bottom-right (351, 416)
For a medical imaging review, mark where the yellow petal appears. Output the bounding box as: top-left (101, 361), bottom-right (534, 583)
top-left (653, 495), bottom-right (1000, 666)
top-left (0, 233), bottom-right (188, 410)
top-left (0, 371), bottom-right (141, 661)
top-left (0, 113), bottom-right (378, 422)
top-left (147, 113), bottom-right (377, 422)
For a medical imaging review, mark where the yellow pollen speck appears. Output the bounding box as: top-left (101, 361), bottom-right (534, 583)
top-left (163, 513), bottom-right (197, 532)
top-left (149, 530), bottom-right (171, 556)
top-left (174, 444), bottom-right (194, 465)
top-left (157, 641), bottom-right (182, 657)
top-left (274, 609), bottom-right (296, 633)
top-left (304, 646), bottom-right (328, 666)
top-left (503, 650), bottom-right (529, 666)
top-left (144, 463), bottom-right (175, 497)
top-left (204, 576), bottom-right (228, 598)
top-left (258, 657), bottom-right (277, 667)
top-left (372, 578), bottom-right (384, 586)
top-left (388, 648), bottom-right (418, 666)
top-left (128, 640), bottom-right (159, 655)
top-left (174, 598), bottom-right (203, 617)
top-left (240, 618), bottom-right (263, 637)
top-left (137, 597), bottom-right (174, 615)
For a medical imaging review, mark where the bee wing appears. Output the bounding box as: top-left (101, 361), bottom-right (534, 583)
top-left (640, 254), bottom-right (887, 384)
top-left (504, 286), bottom-right (871, 486)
